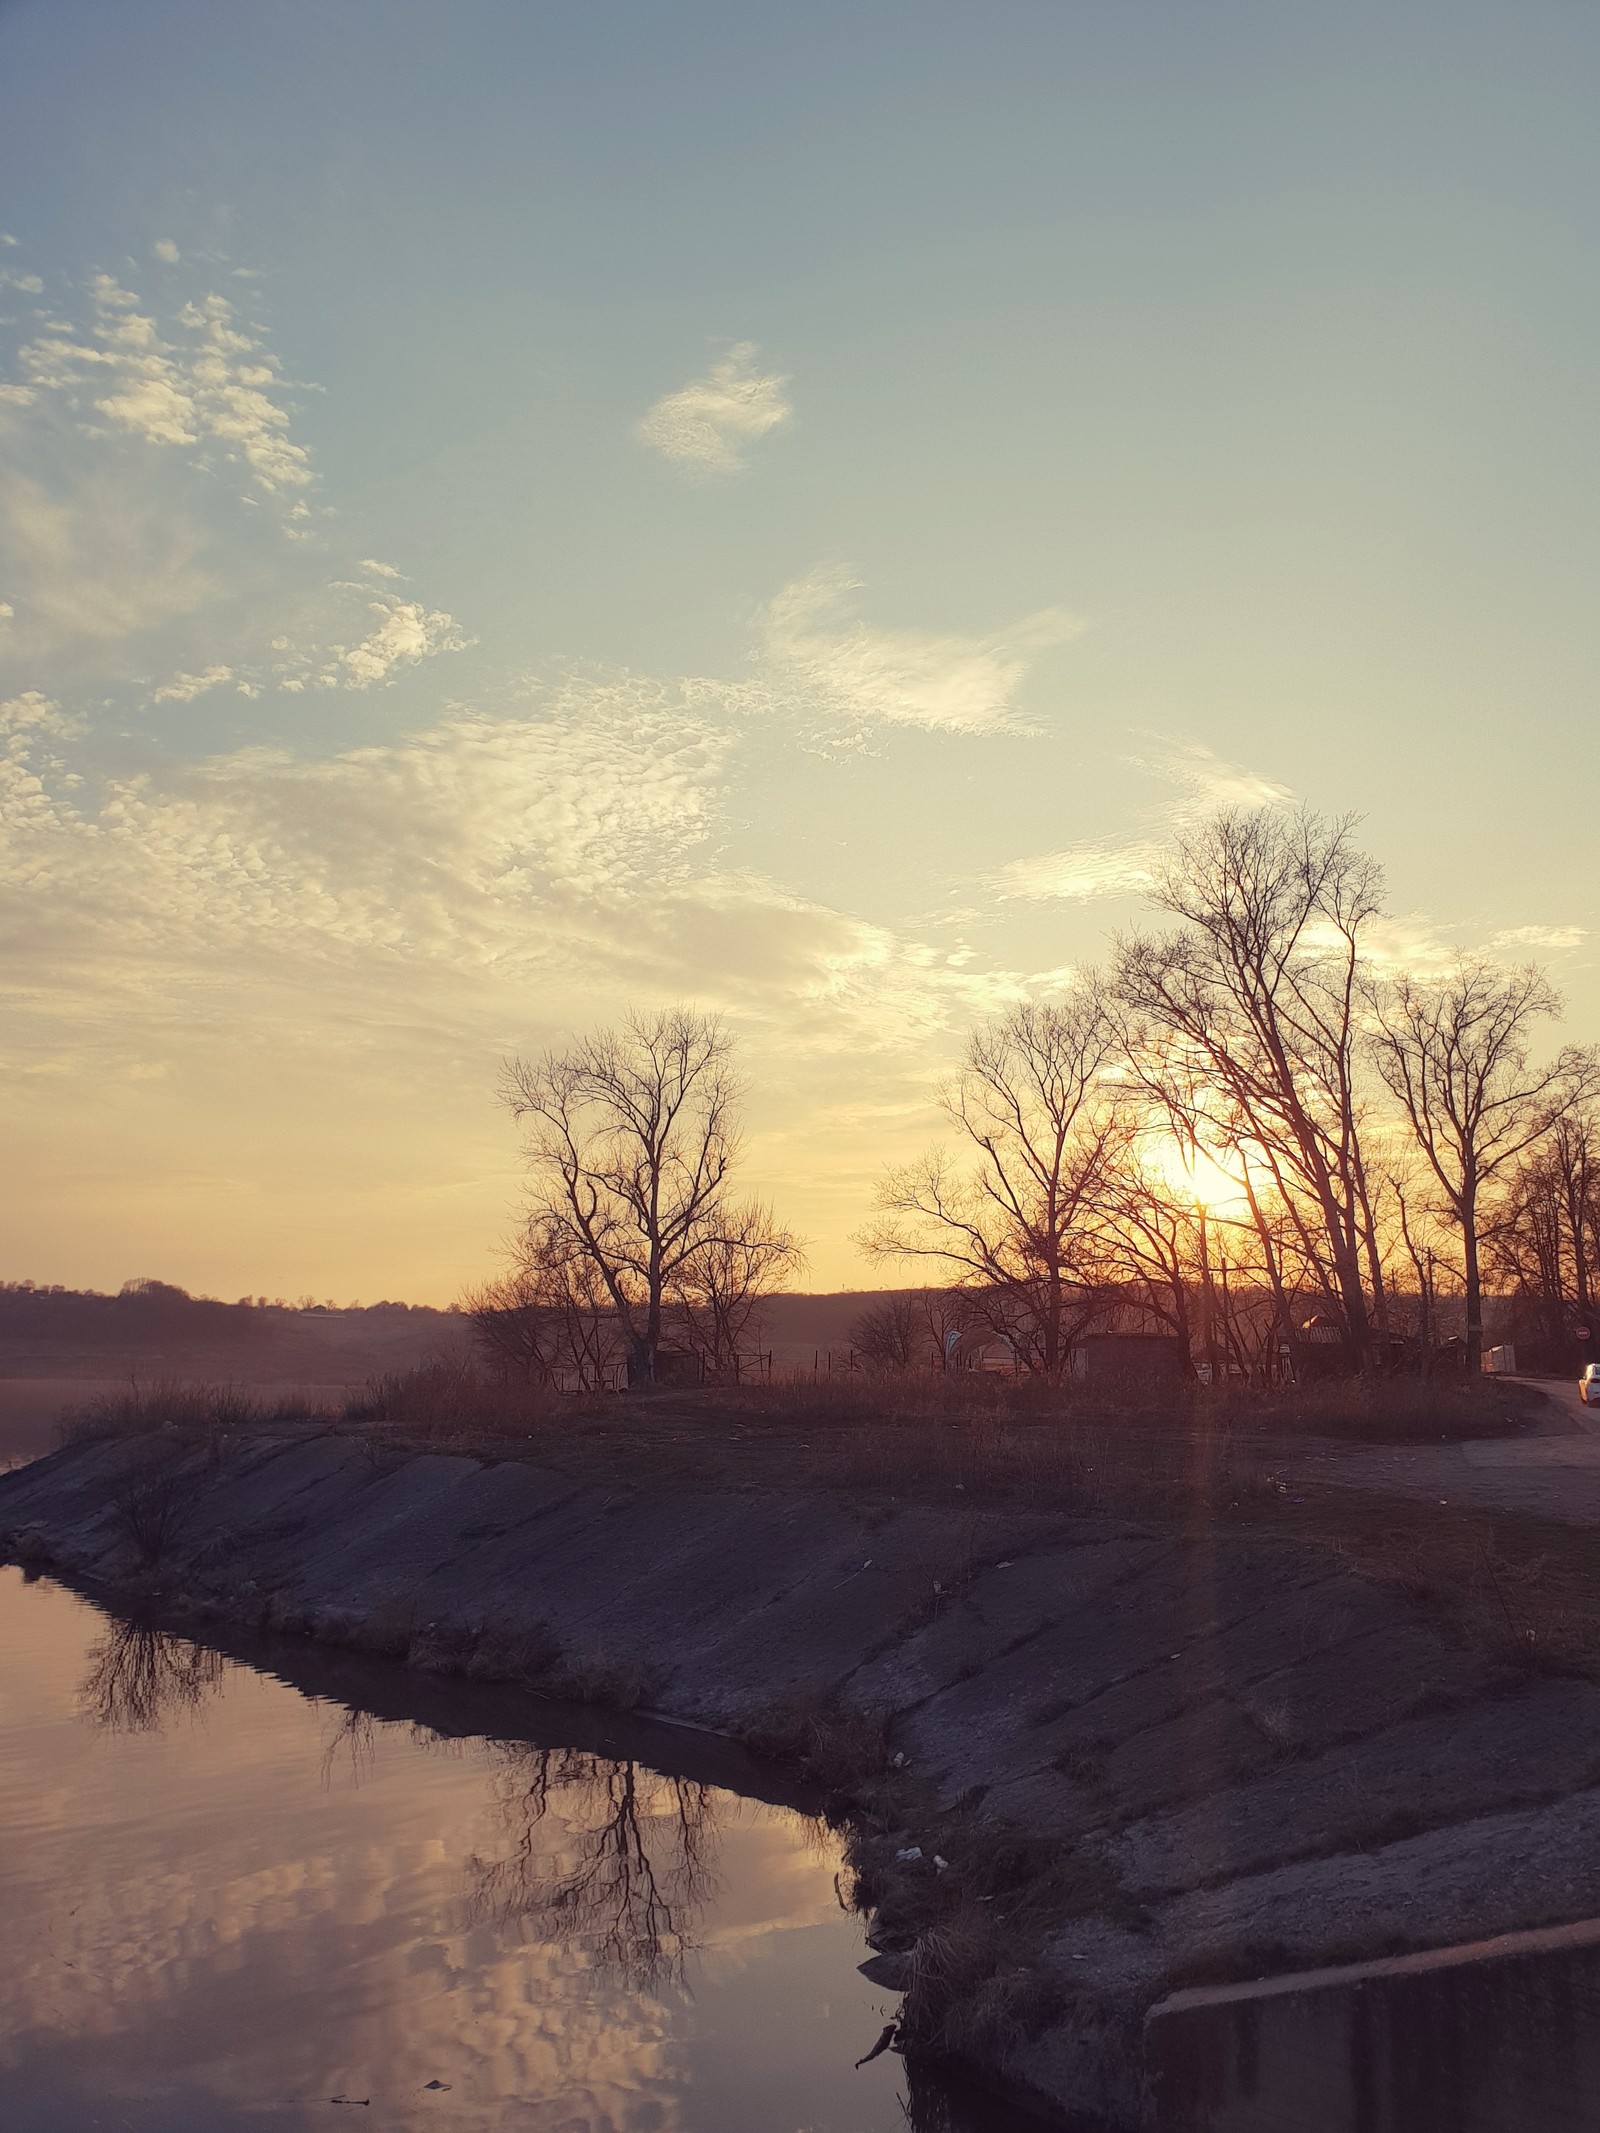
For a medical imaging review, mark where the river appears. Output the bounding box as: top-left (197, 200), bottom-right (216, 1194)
top-left (0, 1564), bottom-right (1038, 2133)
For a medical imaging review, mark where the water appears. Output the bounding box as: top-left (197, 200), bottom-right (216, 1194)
top-left (0, 1566), bottom-right (1028, 2133)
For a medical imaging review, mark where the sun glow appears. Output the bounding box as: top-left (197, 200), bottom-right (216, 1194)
top-left (1145, 1137), bottom-right (1257, 1223)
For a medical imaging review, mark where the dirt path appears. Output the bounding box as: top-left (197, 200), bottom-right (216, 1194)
top-left (1285, 1378), bottom-right (1600, 1528)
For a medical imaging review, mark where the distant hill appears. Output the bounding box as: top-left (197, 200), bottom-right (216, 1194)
top-left (0, 1279), bottom-right (900, 1380)
top-left (0, 1279), bottom-right (464, 1383)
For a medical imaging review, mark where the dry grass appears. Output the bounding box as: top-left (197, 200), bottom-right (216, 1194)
top-left (741, 1691), bottom-right (892, 1791)
top-left (842, 1810), bottom-right (1137, 2067)
top-left (339, 1356), bottom-right (553, 1437)
top-left (335, 1371), bottom-right (1536, 1509)
top-left (58, 1378), bottom-right (316, 1445)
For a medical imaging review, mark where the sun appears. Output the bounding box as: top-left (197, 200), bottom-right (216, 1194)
top-left (1145, 1136), bottom-right (1255, 1221)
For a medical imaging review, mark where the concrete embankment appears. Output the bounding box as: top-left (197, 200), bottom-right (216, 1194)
top-left (7, 1429), bottom-right (1600, 2129)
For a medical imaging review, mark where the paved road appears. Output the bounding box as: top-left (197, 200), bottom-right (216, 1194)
top-left (1286, 1377), bottom-right (1600, 1528)
top-left (1531, 1374), bottom-right (1598, 1433)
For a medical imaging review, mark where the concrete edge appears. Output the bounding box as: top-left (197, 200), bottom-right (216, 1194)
top-left (1147, 1912), bottom-right (1600, 2023)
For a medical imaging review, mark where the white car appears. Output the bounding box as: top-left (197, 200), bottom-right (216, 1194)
top-left (1582, 1364), bottom-right (1600, 1405)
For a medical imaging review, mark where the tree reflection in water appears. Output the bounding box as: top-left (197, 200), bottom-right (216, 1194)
top-left (467, 1746), bottom-right (724, 1988)
top-left (77, 1617), bottom-right (226, 1733)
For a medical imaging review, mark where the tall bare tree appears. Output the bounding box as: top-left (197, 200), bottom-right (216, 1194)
top-left (1370, 958), bottom-right (1599, 1371)
top-left (860, 982), bottom-right (1119, 1378)
top-left (1115, 807), bottom-right (1385, 1370)
top-left (501, 1009), bottom-right (757, 1386)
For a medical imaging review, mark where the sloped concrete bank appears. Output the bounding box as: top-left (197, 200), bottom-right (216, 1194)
top-left (7, 1430), bottom-right (1600, 2130)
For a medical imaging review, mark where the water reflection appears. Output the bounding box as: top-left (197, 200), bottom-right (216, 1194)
top-left (470, 1748), bottom-right (722, 1988)
top-left (77, 1614), bottom-right (225, 1732)
top-left (1, 1571), bottom-right (1013, 2133)
top-left (75, 1619), bottom-right (733, 1995)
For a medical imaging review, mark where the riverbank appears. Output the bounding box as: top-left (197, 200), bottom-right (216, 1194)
top-left (6, 1399), bottom-right (1600, 2128)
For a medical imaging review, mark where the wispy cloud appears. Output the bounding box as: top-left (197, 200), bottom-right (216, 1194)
top-left (0, 670), bottom-right (1053, 1107)
top-left (635, 342), bottom-right (792, 475)
top-left (1490, 923), bottom-right (1587, 953)
top-left (756, 567), bottom-right (1081, 737)
top-left (0, 263), bottom-right (467, 707)
top-left (997, 735), bottom-right (1291, 904)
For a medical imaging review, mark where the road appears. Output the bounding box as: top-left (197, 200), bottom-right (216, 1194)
top-left (1285, 1375), bottom-right (1600, 1528)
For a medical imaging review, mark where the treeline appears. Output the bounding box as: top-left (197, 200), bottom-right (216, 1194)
top-left (0, 1279), bottom-right (444, 1352)
top-left (471, 806), bottom-right (1598, 1389)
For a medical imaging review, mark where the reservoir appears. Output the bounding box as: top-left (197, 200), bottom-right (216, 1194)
top-left (0, 1565), bottom-right (1028, 2133)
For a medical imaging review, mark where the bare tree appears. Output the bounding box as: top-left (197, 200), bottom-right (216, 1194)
top-left (463, 1218), bottom-right (619, 1391)
top-left (501, 1009), bottom-right (750, 1386)
top-left (849, 1291), bottom-right (925, 1373)
top-left (860, 982), bottom-right (1119, 1378)
top-left (1370, 958), bottom-right (1599, 1371)
top-left (668, 1200), bottom-right (804, 1380)
top-left (1115, 807), bottom-right (1386, 1370)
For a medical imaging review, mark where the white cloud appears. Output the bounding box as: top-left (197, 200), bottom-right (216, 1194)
top-left (635, 342), bottom-right (792, 475)
top-left (1132, 734), bottom-right (1294, 813)
top-left (1490, 924), bottom-right (1587, 953)
top-left (999, 842), bottom-right (1158, 903)
top-left (756, 567), bottom-right (1081, 736)
top-left (0, 267), bottom-right (470, 705)
top-left (14, 276), bottom-right (311, 501)
top-left (322, 599), bottom-right (470, 690)
top-left (0, 676), bottom-right (1052, 1100)
top-left (153, 664), bottom-right (234, 703)
top-left (152, 240), bottom-right (181, 264)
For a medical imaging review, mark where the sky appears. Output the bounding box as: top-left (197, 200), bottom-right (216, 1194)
top-left (1, 0), bottom-right (1596, 1302)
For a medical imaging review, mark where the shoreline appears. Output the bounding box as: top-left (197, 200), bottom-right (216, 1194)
top-left (8, 1421), bottom-right (1600, 2128)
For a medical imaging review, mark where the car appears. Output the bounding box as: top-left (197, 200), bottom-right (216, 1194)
top-left (1582, 1364), bottom-right (1600, 1405)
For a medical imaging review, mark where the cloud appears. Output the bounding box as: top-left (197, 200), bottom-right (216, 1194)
top-left (1489, 924), bottom-right (1587, 953)
top-left (1132, 734), bottom-right (1294, 813)
top-left (756, 567), bottom-right (1081, 737)
top-left (0, 269), bottom-right (468, 707)
top-left (998, 842), bottom-right (1158, 903)
top-left (0, 466), bottom-right (221, 654)
top-left (322, 599), bottom-right (470, 689)
top-left (152, 240), bottom-right (181, 264)
top-left (0, 671), bottom-right (1054, 1107)
top-left (635, 342), bottom-right (792, 475)
top-left (13, 276), bottom-right (311, 502)
top-left (996, 736), bottom-right (1292, 904)
top-left (152, 664), bottom-right (235, 703)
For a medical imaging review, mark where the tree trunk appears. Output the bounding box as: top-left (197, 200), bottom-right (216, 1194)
top-left (1463, 1185), bottom-right (1484, 1374)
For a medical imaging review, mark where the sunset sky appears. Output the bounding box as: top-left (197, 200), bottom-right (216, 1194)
top-left (2, 0), bottom-right (1596, 1300)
